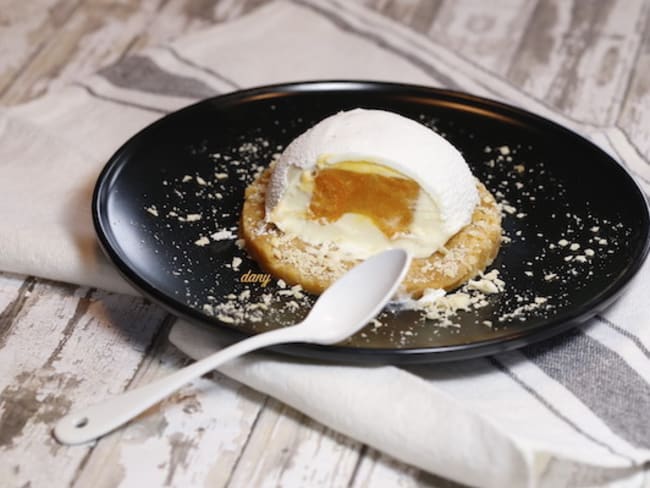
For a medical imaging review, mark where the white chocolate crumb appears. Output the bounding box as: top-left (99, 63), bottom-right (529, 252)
top-left (467, 279), bottom-right (499, 294)
top-left (211, 229), bottom-right (236, 241)
top-left (194, 236), bottom-right (210, 246)
top-left (278, 285), bottom-right (304, 299)
top-left (499, 296), bottom-right (549, 322)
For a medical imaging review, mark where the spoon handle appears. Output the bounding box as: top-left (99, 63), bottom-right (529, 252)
top-left (54, 325), bottom-right (302, 445)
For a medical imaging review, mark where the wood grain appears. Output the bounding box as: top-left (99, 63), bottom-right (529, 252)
top-left (360, 0), bottom-right (444, 32)
top-left (74, 330), bottom-right (267, 487)
top-left (365, 0), bottom-right (650, 128)
top-left (351, 447), bottom-right (468, 488)
top-left (0, 0), bottom-right (259, 105)
top-left (227, 398), bottom-right (362, 487)
top-left (425, 0), bottom-right (537, 74)
top-left (0, 282), bottom-right (166, 487)
top-left (617, 3), bottom-right (650, 160)
top-left (0, 0), bottom-right (79, 99)
top-left (505, 0), bottom-right (648, 125)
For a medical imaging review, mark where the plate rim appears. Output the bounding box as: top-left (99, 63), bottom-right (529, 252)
top-left (92, 79), bottom-right (650, 364)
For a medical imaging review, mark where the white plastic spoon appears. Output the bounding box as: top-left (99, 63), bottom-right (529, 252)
top-left (54, 248), bottom-right (410, 445)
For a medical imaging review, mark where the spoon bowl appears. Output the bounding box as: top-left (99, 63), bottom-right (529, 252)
top-left (299, 248), bottom-right (412, 344)
top-left (54, 248), bottom-right (410, 445)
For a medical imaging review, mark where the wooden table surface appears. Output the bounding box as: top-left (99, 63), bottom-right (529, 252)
top-left (1, 1), bottom-right (649, 486)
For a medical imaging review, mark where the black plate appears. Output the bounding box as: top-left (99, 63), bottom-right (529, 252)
top-left (93, 81), bottom-right (650, 364)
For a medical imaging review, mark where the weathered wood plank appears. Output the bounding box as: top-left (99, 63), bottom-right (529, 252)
top-left (426, 0), bottom-right (537, 74)
top-left (0, 274), bottom-right (32, 346)
top-left (2, 0), bottom-right (167, 104)
top-left (617, 4), bottom-right (650, 162)
top-left (359, 0), bottom-right (537, 75)
top-left (363, 0), bottom-right (648, 127)
top-left (0, 0), bottom-right (80, 99)
top-left (74, 331), bottom-right (266, 488)
top-left (0, 0), bottom-right (270, 106)
top-left (351, 447), bottom-right (469, 488)
top-left (0, 283), bottom-right (165, 487)
top-left (505, 0), bottom-right (648, 125)
top-left (227, 398), bottom-right (363, 487)
top-left (120, 0), bottom-right (230, 54)
top-left (360, 0), bottom-right (445, 33)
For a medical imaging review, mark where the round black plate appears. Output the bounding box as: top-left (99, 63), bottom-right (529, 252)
top-left (93, 81), bottom-right (650, 364)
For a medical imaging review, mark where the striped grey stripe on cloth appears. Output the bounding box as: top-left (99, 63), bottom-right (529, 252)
top-left (85, 48), bottom-right (238, 114)
top-left (98, 55), bottom-right (218, 100)
top-left (72, 82), bottom-right (171, 115)
top-left (81, 0), bottom-right (650, 469)
top-left (521, 328), bottom-right (650, 449)
top-left (596, 315), bottom-right (650, 361)
top-left (489, 355), bottom-right (635, 462)
top-left (158, 45), bottom-right (239, 90)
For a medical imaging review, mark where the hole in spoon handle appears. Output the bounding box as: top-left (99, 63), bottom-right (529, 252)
top-left (74, 417), bottom-right (88, 428)
top-left (53, 375), bottom-right (181, 445)
top-left (54, 401), bottom-right (135, 445)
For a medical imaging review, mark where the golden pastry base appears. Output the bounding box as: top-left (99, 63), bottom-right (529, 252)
top-left (240, 169), bottom-right (502, 297)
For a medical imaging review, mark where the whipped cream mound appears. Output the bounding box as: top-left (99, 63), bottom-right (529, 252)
top-left (265, 108), bottom-right (479, 259)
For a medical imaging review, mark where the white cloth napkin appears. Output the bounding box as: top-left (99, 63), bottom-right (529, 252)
top-left (1, 1), bottom-right (649, 486)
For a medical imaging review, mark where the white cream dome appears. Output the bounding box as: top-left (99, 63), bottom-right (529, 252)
top-left (265, 109), bottom-right (479, 259)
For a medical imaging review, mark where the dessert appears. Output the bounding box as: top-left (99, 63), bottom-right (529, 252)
top-left (241, 109), bottom-right (502, 296)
